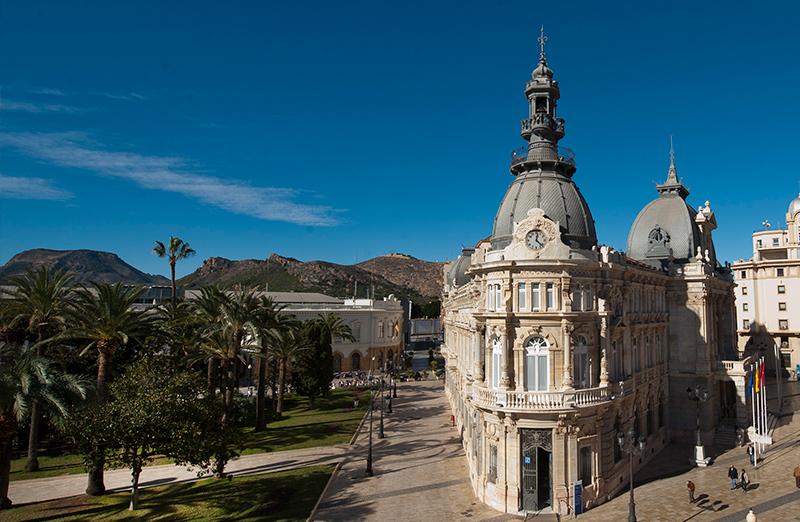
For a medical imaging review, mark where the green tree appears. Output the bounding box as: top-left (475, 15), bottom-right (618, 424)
top-left (269, 323), bottom-right (308, 420)
top-left (151, 236), bottom-right (196, 311)
top-left (422, 300), bottom-right (441, 318)
top-left (254, 297), bottom-right (288, 431)
top-left (0, 341), bottom-right (92, 509)
top-left (68, 358), bottom-right (227, 511)
top-left (60, 282), bottom-right (152, 496)
top-left (2, 267), bottom-right (75, 472)
top-left (192, 285), bottom-right (226, 396)
top-left (295, 314), bottom-right (354, 409)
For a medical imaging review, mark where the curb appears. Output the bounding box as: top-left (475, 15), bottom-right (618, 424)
top-left (306, 460), bottom-right (344, 522)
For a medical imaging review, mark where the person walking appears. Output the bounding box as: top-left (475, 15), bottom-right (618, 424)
top-left (793, 464), bottom-right (800, 488)
top-left (728, 464), bottom-right (738, 489)
top-left (740, 469), bottom-right (749, 492)
top-left (687, 480), bottom-right (696, 503)
top-left (747, 443), bottom-right (755, 465)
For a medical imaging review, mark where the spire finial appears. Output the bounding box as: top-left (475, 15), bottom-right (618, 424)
top-left (669, 134), bottom-right (675, 168)
top-left (538, 25), bottom-right (548, 65)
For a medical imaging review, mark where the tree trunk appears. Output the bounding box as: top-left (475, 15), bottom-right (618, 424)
top-left (87, 347), bottom-right (114, 496)
top-left (255, 343), bottom-right (268, 431)
top-left (309, 393), bottom-right (316, 409)
top-left (25, 402), bottom-right (41, 472)
top-left (170, 259), bottom-right (177, 311)
top-left (207, 358), bottom-right (217, 397)
top-left (0, 435), bottom-right (12, 510)
top-left (129, 461), bottom-right (141, 511)
top-left (276, 359), bottom-right (286, 420)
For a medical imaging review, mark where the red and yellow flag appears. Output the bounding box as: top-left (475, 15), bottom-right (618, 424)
top-left (754, 361), bottom-right (760, 393)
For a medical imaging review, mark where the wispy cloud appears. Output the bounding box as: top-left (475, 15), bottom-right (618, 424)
top-left (2, 100), bottom-right (86, 114)
top-left (3, 132), bottom-right (345, 226)
top-left (30, 88), bottom-right (67, 96)
top-left (96, 91), bottom-right (144, 100)
top-left (0, 175), bottom-right (74, 201)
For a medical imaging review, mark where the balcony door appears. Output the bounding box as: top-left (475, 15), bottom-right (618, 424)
top-left (521, 428), bottom-right (552, 512)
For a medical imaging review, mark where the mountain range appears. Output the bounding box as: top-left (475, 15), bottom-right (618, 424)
top-left (0, 249), bottom-right (444, 302)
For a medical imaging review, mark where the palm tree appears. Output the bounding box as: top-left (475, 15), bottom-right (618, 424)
top-left (2, 267), bottom-right (75, 472)
top-left (151, 236), bottom-right (196, 310)
top-left (193, 285), bottom-right (226, 396)
top-left (254, 298), bottom-right (288, 431)
top-left (62, 282), bottom-right (151, 496)
top-left (269, 322), bottom-right (308, 420)
top-left (0, 342), bottom-right (92, 509)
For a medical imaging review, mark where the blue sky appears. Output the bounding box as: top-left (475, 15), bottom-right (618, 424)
top-left (2, 1), bottom-right (799, 279)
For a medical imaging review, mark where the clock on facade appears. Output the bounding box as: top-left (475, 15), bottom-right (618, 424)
top-left (526, 230), bottom-right (547, 250)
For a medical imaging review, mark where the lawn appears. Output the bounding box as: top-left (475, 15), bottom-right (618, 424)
top-left (3, 464), bottom-right (335, 522)
top-left (9, 387), bottom-right (366, 481)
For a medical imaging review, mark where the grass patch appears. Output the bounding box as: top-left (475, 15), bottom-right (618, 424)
top-left (10, 388), bottom-right (366, 480)
top-left (3, 464), bottom-right (335, 522)
top-left (239, 388), bottom-right (367, 454)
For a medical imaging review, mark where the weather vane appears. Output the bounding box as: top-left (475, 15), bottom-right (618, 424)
top-left (762, 220), bottom-right (771, 230)
top-left (538, 26), bottom-right (547, 63)
top-left (670, 135), bottom-right (675, 162)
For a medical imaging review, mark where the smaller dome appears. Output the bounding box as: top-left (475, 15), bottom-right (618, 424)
top-left (532, 62), bottom-right (553, 79)
top-left (446, 248), bottom-right (474, 288)
top-left (788, 192), bottom-right (800, 216)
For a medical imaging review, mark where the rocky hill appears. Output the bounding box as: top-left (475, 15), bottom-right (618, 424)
top-left (0, 249), bottom-right (169, 285)
top-left (178, 253), bottom-right (444, 301)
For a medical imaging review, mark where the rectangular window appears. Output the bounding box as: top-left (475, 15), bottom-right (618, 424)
top-left (378, 322), bottom-right (384, 338)
top-left (573, 285), bottom-right (582, 311)
top-left (488, 445), bottom-right (498, 483)
top-left (532, 283), bottom-right (540, 311)
top-left (743, 303), bottom-right (749, 312)
top-left (778, 285), bottom-right (786, 294)
top-left (583, 284), bottom-right (593, 311)
top-left (496, 284), bottom-right (502, 311)
top-left (611, 340), bottom-right (619, 381)
top-left (633, 338), bottom-right (639, 372)
top-left (646, 336), bottom-right (652, 368)
top-left (743, 319), bottom-right (750, 330)
top-left (773, 238), bottom-right (780, 247)
top-left (779, 319), bottom-right (788, 330)
top-left (757, 239), bottom-right (762, 248)
top-left (580, 446), bottom-right (592, 487)
top-left (777, 268), bottom-right (784, 277)
top-left (546, 283), bottom-right (555, 310)
top-left (779, 302), bottom-right (787, 311)
top-left (492, 351), bottom-right (501, 389)
top-left (518, 283), bottom-right (526, 310)
top-left (742, 286), bottom-right (748, 295)
top-left (740, 270), bottom-right (747, 279)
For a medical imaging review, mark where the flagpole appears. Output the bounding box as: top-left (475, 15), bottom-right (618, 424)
top-left (750, 361), bottom-right (757, 466)
top-left (761, 357), bottom-right (767, 459)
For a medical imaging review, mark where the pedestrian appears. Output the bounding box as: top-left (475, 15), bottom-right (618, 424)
top-left (687, 480), bottom-right (696, 503)
top-left (728, 464), bottom-right (738, 489)
top-left (747, 443), bottom-right (755, 465)
top-left (740, 469), bottom-right (749, 492)
top-left (793, 464), bottom-right (800, 488)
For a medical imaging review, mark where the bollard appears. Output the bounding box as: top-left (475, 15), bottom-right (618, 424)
top-left (746, 509), bottom-right (756, 522)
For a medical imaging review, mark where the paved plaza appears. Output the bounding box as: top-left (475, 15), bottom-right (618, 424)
top-left (7, 378), bottom-right (800, 521)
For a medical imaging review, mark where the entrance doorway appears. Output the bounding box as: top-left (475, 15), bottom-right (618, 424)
top-left (521, 428), bottom-right (552, 512)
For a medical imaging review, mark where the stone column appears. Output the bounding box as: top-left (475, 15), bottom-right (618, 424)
top-left (475, 325), bottom-right (486, 382)
top-left (500, 326), bottom-right (511, 389)
top-left (600, 317), bottom-right (610, 387)
top-left (562, 321), bottom-right (574, 390)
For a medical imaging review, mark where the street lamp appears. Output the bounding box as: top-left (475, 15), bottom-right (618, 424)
top-left (687, 385), bottom-right (710, 467)
top-left (617, 428), bottom-right (646, 522)
top-left (378, 368), bottom-right (385, 439)
top-left (365, 388), bottom-right (374, 477)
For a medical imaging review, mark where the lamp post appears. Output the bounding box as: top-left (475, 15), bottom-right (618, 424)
top-left (365, 388), bottom-right (374, 477)
top-left (378, 368), bottom-right (385, 439)
top-left (617, 428), bottom-right (646, 522)
top-left (687, 385), bottom-right (710, 467)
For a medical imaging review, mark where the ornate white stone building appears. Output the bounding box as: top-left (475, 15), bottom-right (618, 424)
top-left (441, 38), bottom-right (739, 518)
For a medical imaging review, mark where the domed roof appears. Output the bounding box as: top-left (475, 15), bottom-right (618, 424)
top-left (446, 248), bottom-right (474, 288)
top-left (627, 155), bottom-right (701, 268)
top-left (491, 171), bottom-right (597, 250)
top-left (789, 192), bottom-right (800, 216)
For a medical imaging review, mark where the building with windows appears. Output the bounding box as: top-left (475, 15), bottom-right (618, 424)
top-left (732, 193), bottom-right (800, 383)
top-left (441, 38), bottom-right (739, 518)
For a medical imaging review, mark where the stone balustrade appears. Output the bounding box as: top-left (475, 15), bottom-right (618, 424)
top-left (473, 384), bottom-right (610, 411)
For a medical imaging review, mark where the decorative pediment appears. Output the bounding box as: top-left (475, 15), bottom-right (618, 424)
top-left (505, 208), bottom-right (569, 260)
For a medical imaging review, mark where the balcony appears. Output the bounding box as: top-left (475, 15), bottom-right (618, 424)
top-left (511, 144), bottom-right (576, 168)
top-left (520, 114), bottom-right (564, 134)
top-left (473, 384), bottom-right (610, 412)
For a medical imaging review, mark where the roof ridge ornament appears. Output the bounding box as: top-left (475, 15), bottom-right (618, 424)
top-left (666, 135), bottom-right (679, 185)
top-left (538, 26), bottom-right (548, 65)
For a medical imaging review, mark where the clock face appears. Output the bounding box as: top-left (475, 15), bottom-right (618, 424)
top-left (526, 230), bottom-right (547, 250)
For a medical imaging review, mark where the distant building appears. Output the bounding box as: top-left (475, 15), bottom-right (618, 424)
top-left (441, 38), bottom-right (741, 518)
top-left (732, 192), bottom-right (800, 384)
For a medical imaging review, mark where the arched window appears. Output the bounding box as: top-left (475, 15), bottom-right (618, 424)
top-left (333, 353), bottom-right (343, 374)
top-left (351, 352), bottom-right (361, 372)
top-left (491, 337), bottom-right (502, 389)
top-left (524, 335), bottom-right (549, 392)
top-left (574, 335), bottom-right (590, 389)
top-left (352, 322), bottom-right (361, 342)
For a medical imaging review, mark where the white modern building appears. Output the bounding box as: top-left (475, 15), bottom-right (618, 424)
top-left (732, 192), bottom-right (800, 384)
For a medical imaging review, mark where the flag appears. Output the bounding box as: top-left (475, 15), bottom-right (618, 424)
top-left (755, 361), bottom-right (760, 393)
top-left (394, 321), bottom-right (399, 334)
top-left (760, 361), bottom-right (765, 391)
top-left (747, 369), bottom-right (753, 398)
